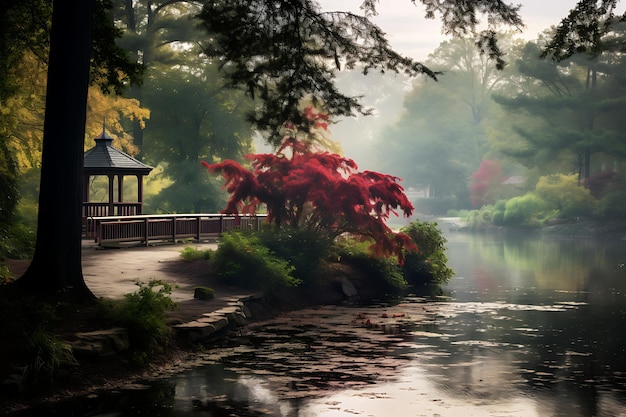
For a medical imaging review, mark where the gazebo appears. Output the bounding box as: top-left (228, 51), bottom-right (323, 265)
top-left (82, 126), bottom-right (153, 222)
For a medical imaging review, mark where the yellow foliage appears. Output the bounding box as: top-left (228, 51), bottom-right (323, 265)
top-left (0, 51), bottom-right (150, 172)
top-left (85, 87), bottom-right (150, 156)
top-left (534, 173), bottom-right (595, 218)
top-left (535, 173), bottom-right (593, 206)
top-left (1, 52), bottom-right (46, 171)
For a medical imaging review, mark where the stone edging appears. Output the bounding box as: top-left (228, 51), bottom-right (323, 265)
top-left (173, 295), bottom-right (261, 342)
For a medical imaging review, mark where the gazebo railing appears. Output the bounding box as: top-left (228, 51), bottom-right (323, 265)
top-left (82, 202), bottom-right (143, 218)
top-left (86, 213), bottom-right (267, 247)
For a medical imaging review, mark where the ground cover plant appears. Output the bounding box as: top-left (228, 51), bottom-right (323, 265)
top-left (101, 280), bottom-right (177, 365)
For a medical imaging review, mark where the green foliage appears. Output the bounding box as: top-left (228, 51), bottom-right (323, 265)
top-left (535, 173), bottom-right (595, 218)
top-left (0, 222), bottom-right (36, 260)
top-left (103, 280), bottom-right (177, 359)
top-left (457, 209), bottom-right (471, 219)
top-left (258, 227), bottom-right (333, 283)
top-left (0, 138), bottom-right (19, 230)
top-left (400, 220), bottom-right (454, 285)
top-left (212, 231), bottom-right (300, 293)
top-left (333, 238), bottom-right (406, 291)
top-left (142, 63), bottom-right (253, 214)
top-left (0, 197), bottom-right (38, 266)
top-left (180, 246), bottom-right (212, 262)
top-left (147, 173), bottom-right (228, 214)
top-left (503, 193), bottom-right (549, 227)
top-left (23, 328), bottom-right (76, 386)
top-left (466, 173), bottom-right (599, 229)
top-left (0, 263), bottom-right (11, 284)
top-left (492, 200), bottom-right (507, 225)
top-left (596, 191), bottom-right (626, 218)
top-left (465, 205), bottom-right (497, 230)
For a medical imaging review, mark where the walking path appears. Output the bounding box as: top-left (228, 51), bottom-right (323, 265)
top-left (81, 240), bottom-right (216, 302)
top-left (8, 240), bottom-right (256, 327)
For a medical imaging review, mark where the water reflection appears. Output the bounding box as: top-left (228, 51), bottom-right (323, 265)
top-left (19, 233), bottom-right (626, 416)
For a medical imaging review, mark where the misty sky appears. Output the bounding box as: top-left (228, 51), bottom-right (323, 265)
top-left (313, 1), bottom-right (578, 171)
top-left (317, 1), bottom-right (575, 60)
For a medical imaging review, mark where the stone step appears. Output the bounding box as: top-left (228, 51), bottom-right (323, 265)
top-left (174, 295), bottom-right (254, 342)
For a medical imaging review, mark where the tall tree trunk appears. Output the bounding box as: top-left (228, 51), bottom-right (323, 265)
top-left (582, 67), bottom-right (597, 180)
top-left (18, 0), bottom-right (95, 300)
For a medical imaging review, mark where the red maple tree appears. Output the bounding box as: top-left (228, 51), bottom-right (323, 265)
top-left (470, 159), bottom-right (505, 207)
top-left (202, 108), bottom-right (417, 263)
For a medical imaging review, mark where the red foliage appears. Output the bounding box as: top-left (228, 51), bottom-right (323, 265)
top-left (584, 170), bottom-right (616, 199)
top-left (202, 108), bottom-right (416, 263)
top-left (470, 159), bottom-right (505, 207)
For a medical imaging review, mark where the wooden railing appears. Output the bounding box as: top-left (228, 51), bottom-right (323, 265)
top-left (85, 213), bottom-right (267, 247)
top-left (83, 202), bottom-right (143, 218)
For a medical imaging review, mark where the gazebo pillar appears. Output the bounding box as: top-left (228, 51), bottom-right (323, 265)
top-left (136, 174), bottom-right (144, 215)
top-left (108, 174), bottom-right (115, 216)
top-left (117, 175), bottom-right (124, 205)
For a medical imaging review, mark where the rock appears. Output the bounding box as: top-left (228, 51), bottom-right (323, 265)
top-left (193, 287), bottom-right (215, 300)
top-left (174, 321), bottom-right (218, 342)
top-left (198, 314), bottom-right (229, 331)
top-left (340, 277), bottom-right (358, 297)
top-left (71, 327), bottom-right (130, 358)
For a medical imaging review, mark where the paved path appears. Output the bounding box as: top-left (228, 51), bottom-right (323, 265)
top-left (9, 241), bottom-right (255, 324)
top-left (81, 241), bottom-right (217, 302)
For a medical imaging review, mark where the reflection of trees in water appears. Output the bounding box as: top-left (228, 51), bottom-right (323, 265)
top-left (417, 299), bottom-right (626, 416)
top-left (463, 234), bottom-right (624, 292)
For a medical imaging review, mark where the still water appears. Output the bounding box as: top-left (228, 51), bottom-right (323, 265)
top-left (31, 232), bottom-right (626, 416)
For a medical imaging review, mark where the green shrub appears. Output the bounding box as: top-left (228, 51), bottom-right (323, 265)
top-left (596, 191), bottom-right (626, 218)
top-left (180, 246), bottom-right (212, 261)
top-left (400, 220), bottom-right (454, 285)
top-left (212, 231), bottom-right (300, 293)
top-left (103, 280), bottom-right (177, 360)
top-left (465, 205), bottom-right (495, 230)
top-left (0, 222), bottom-right (35, 260)
top-left (333, 238), bottom-right (406, 291)
top-left (258, 227), bottom-right (332, 284)
top-left (503, 193), bottom-right (548, 227)
top-left (492, 200), bottom-right (507, 226)
top-left (535, 173), bottom-right (595, 218)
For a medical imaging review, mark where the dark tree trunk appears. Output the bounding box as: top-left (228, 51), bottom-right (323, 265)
top-left (17, 0), bottom-right (96, 300)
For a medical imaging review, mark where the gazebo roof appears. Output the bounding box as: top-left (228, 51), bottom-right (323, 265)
top-left (84, 127), bottom-right (152, 175)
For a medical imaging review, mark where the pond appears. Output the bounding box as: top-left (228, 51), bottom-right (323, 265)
top-left (23, 231), bottom-right (626, 416)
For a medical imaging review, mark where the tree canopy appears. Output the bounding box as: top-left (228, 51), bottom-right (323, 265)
top-left (196, 0), bottom-right (525, 143)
